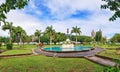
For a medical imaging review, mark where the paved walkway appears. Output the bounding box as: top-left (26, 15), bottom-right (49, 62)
top-left (85, 56), bottom-right (116, 66)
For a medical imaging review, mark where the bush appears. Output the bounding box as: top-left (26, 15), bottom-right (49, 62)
top-left (6, 43), bottom-right (13, 50)
top-left (103, 66), bottom-right (120, 72)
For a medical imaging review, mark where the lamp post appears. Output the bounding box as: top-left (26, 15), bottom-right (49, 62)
top-left (67, 28), bottom-right (69, 39)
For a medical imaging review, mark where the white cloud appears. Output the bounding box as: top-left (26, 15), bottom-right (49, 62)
top-left (0, 0), bottom-right (5, 5)
top-left (0, 0), bottom-right (120, 39)
top-left (44, 0), bottom-right (104, 19)
top-left (0, 10), bottom-right (46, 36)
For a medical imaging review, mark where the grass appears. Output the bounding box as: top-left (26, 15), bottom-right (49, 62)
top-left (1, 44), bottom-right (117, 72)
top-left (0, 56), bottom-right (104, 72)
top-left (0, 44), bottom-right (36, 50)
top-left (98, 50), bottom-right (120, 59)
top-left (0, 44), bottom-right (61, 50)
top-left (0, 44), bottom-right (36, 55)
top-left (0, 50), bottom-right (32, 55)
top-left (0, 44), bottom-right (62, 55)
top-left (87, 44), bottom-right (120, 49)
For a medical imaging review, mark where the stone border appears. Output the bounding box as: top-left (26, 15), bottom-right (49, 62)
top-left (34, 48), bottom-right (104, 57)
top-left (0, 53), bottom-right (33, 58)
top-left (41, 47), bottom-right (94, 53)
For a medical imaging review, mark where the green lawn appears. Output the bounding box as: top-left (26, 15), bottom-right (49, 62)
top-left (0, 44), bottom-right (36, 50)
top-left (0, 44), bottom-right (62, 55)
top-left (0, 50), bottom-right (32, 55)
top-left (98, 50), bottom-right (120, 59)
top-left (87, 44), bottom-right (120, 49)
top-left (0, 44), bottom-right (61, 50)
top-left (0, 56), bottom-right (104, 72)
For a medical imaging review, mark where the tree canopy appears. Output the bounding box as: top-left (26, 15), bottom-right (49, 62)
top-left (0, 0), bottom-right (29, 23)
top-left (71, 26), bottom-right (81, 43)
top-left (101, 0), bottom-right (120, 21)
top-left (44, 25), bottom-right (56, 45)
top-left (110, 33), bottom-right (120, 43)
top-left (95, 30), bottom-right (102, 42)
top-left (34, 29), bottom-right (42, 43)
top-left (2, 22), bottom-right (13, 43)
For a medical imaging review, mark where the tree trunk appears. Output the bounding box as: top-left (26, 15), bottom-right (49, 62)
top-left (76, 33), bottom-right (77, 43)
top-left (9, 29), bottom-right (12, 44)
top-left (19, 33), bottom-right (22, 48)
top-left (76, 36), bottom-right (77, 43)
top-left (50, 36), bottom-right (52, 45)
top-left (20, 37), bottom-right (22, 47)
top-left (38, 36), bottom-right (40, 43)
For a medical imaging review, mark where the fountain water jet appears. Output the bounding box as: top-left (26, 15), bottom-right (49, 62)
top-left (61, 39), bottom-right (74, 48)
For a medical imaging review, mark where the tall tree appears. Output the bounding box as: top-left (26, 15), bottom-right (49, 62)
top-left (34, 29), bottom-right (42, 43)
top-left (13, 26), bottom-right (26, 47)
top-left (110, 33), bottom-right (120, 43)
top-left (53, 32), bottom-right (67, 44)
top-left (71, 26), bottom-right (81, 43)
top-left (95, 30), bottom-right (102, 42)
top-left (40, 35), bottom-right (49, 44)
top-left (45, 25), bottom-right (56, 45)
top-left (2, 22), bottom-right (13, 43)
top-left (101, 0), bottom-right (120, 21)
top-left (0, 0), bottom-right (29, 23)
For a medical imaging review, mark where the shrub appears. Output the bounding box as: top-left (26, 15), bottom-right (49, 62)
top-left (103, 66), bottom-right (120, 72)
top-left (6, 43), bottom-right (13, 50)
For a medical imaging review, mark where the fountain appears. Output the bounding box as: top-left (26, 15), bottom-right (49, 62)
top-left (42, 28), bottom-right (92, 52)
top-left (61, 38), bottom-right (74, 51)
top-left (61, 38), bottom-right (74, 48)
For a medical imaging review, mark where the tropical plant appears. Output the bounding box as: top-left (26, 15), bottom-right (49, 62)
top-left (13, 26), bottom-right (27, 47)
top-left (34, 29), bottom-right (42, 43)
top-left (0, 37), bottom-right (9, 43)
top-left (71, 26), bottom-right (81, 43)
top-left (24, 35), bottom-right (32, 43)
top-left (71, 35), bottom-right (93, 44)
top-left (40, 35), bottom-right (49, 44)
top-left (101, 0), bottom-right (120, 21)
top-left (53, 32), bottom-right (67, 44)
top-left (2, 22), bottom-right (13, 44)
top-left (6, 43), bottom-right (12, 50)
top-left (103, 66), bottom-right (120, 72)
top-left (44, 25), bottom-right (56, 45)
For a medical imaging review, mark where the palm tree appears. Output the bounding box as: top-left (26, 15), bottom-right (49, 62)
top-left (2, 22), bottom-right (13, 44)
top-left (45, 25), bottom-right (56, 45)
top-left (71, 26), bottom-right (81, 43)
top-left (14, 26), bottom-right (26, 47)
top-left (34, 29), bottom-right (41, 43)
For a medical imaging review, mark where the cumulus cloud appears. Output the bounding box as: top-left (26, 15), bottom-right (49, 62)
top-left (0, 0), bottom-right (120, 39)
top-left (8, 10), bottom-right (46, 35)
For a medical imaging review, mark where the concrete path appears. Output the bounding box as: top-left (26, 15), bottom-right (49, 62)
top-left (85, 56), bottom-right (116, 66)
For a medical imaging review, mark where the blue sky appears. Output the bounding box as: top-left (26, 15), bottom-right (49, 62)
top-left (0, 0), bottom-right (120, 39)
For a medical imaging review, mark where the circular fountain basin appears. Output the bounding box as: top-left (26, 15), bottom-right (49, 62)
top-left (43, 46), bottom-right (93, 53)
